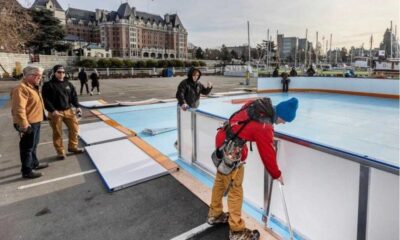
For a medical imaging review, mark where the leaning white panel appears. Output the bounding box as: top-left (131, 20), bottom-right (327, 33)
top-left (79, 121), bottom-right (126, 145)
top-left (79, 100), bottom-right (119, 108)
top-left (85, 139), bottom-right (168, 192)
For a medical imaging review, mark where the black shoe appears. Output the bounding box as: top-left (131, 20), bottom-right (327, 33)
top-left (22, 171), bottom-right (42, 179)
top-left (68, 148), bottom-right (84, 154)
top-left (34, 163), bottom-right (49, 170)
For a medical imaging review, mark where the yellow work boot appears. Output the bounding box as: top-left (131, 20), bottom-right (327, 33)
top-left (229, 228), bottom-right (260, 240)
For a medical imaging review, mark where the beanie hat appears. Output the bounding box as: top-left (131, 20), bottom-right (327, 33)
top-left (53, 64), bottom-right (65, 73)
top-left (275, 97), bottom-right (299, 122)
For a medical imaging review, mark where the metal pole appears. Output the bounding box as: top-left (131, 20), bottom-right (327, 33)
top-left (390, 21), bottom-right (393, 58)
top-left (329, 34), bottom-right (332, 64)
top-left (316, 31), bottom-right (319, 65)
top-left (276, 30), bottom-right (279, 65)
top-left (335, 48), bottom-right (338, 65)
top-left (247, 21), bottom-right (251, 64)
top-left (326, 40), bottom-right (328, 63)
top-left (279, 182), bottom-right (294, 240)
top-left (246, 21), bottom-right (251, 85)
top-left (270, 36), bottom-right (273, 71)
top-left (370, 35), bottom-right (373, 67)
top-left (396, 25), bottom-right (398, 58)
top-left (305, 28), bottom-right (308, 67)
top-left (267, 29), bottom-right (270, 71)
top-left (294, 38), bottom-right (297, 68)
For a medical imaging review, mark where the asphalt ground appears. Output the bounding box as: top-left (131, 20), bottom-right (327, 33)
top-left (0, 76), bottom-right (259, 240)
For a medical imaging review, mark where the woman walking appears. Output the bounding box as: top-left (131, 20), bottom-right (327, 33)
top-left (90, 69), bottom-right (100, 95)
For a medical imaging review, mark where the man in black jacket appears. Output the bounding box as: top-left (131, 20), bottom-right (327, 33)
top-left (42, 65), bottom-right (84, 160)
top-left (78, 68), bottom-right (89, 95)
top-left (272, 66), bottom-right (279, 77)
top-left (306, 66), bottom-right (316, 76)
top-left (289, 67), bottom-right (298, 76)
top-left (176, 68), bottom-right (212, 110)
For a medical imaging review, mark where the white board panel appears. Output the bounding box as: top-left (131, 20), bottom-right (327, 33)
top-left (180, 109), bottom-right (193, 164)
top-left (85, 139), bottom-right (168, 191)
top-left (367, 169), bottom-right (399, 240)
top-left (195, 114), bottom-right (221, 174)
top-left (79, 121), bottom-right (126, 145)
top-left (257, 77), bottom-right (399, 95)
top-left (269, 140), bottom-right (360, 240)
top-left (241, 143), bottom-right (266, 209)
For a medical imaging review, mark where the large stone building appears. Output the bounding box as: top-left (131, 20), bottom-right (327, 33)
top-left (32, 1), bottom-right (188, 59)
top-left (65, 8), bottom-right (100, 44)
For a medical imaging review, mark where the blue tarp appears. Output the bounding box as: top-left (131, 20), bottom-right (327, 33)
top-left (163, 68), bottom-right (173, 77)
top-left (0, 95), bottom-right (9, 108)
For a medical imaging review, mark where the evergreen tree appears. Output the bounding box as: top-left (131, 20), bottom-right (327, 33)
top-left (220, 45), bottom-right (232, 62)
top-left (26, 9), bottom-right (65, 54)
top-left (230, 50), bottom-right (238, 59)
top-left (195, 47), bottom-right (204, 59)
top-left (380, 28), bottom-right (398, 58)
top-left (340, 47), bottom-right (348, 63)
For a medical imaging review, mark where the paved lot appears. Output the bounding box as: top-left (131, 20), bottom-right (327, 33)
top-left (0, 76), bottom-right (257, 240)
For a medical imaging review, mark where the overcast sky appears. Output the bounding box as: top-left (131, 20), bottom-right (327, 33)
top-left (19, 0), bottom-right (399, 49)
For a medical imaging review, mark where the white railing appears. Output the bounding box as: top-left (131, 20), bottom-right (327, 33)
top-left (258, 77), bottom-right (400, 96)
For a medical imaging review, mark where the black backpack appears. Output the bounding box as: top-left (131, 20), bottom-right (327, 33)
top-left (211, 97), bottom-right (275, 174)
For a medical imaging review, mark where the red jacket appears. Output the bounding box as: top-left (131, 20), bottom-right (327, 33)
top-left (215, 102), bottom-right (281, 179)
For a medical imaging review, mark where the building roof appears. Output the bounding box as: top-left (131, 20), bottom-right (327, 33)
top-left (66, 7), bottom-right (96, 22)
top-left (117, 3), bottom-right (133, 18)
top-left (169, 14), bottom-right (183, 28)
top-left (66, 3), bottom-right (185, 30)
top-left (32, 0), bottom-right (64, 11)
top-left (136, 11), bottom-right (164, 24)
top-left (106, 11), bottom-right (118, 22)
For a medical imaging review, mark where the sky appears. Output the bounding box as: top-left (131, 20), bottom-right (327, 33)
top-left (18, 0), bottom-right (399, 50)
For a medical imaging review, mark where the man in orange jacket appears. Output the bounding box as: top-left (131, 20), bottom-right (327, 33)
top-left (207, 97), bottom-right (299, 240)
top-left (11, 66), bottom-right (49, 179)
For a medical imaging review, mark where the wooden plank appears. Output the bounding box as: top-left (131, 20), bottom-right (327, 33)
top-left (104, 119), bottom-right (136, 136)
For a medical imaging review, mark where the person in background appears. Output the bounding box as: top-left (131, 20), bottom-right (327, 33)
top-left (90, 69), bottom-right (100, 95)
top-left (207, 97), bottom-right (299, 240)
top-left (345, 69), bottom-right (355, 78)
top-left (174, 67), bottom-right (212, 149)
top-left (78, 68), bottom-right (89, 95)
top-left (289, 67), bottom-right (298, 77)
top-left (281, 72), bottom-right (291, 93)
top-left (272, 66), bottom-right (279, 77)
top-left (42, 65), bottom-right (84, 160)
top-left (11, 66), bottom-right (49, 179)
top-left (176, 67), bottom-right (212, 111)
top-left (306, 65), bottom-right (316, 76)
